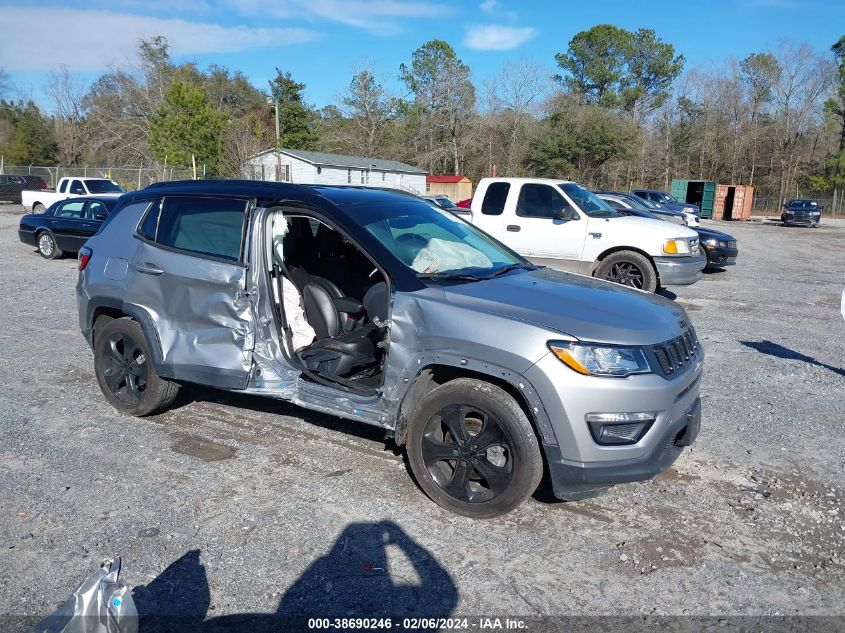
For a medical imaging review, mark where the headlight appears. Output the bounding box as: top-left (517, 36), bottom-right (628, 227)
top-left (548, 341), bottom-right (651, 377)
top-left (663, 238), bottom-right (691, 255)
top-left (683, 207), bottom-right (695, 213)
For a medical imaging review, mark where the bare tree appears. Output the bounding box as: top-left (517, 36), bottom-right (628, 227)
top-left (340, 65), bottom-right (397, 157)
top-left (46, 66), bottom-right (90, 166)
top-left (771, 42), bottom-right (832, 203)
top-left (483, 59), bottom-right (550, 176)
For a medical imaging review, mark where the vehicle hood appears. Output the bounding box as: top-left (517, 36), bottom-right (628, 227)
top-left (441, 267), bottom-right (688, 345)
top-left (659, 201), bottom-right (696, 212)
top-left (696, 227), bottom-right (735, 242)
top-left (588, 215), bottom-right (698, 239)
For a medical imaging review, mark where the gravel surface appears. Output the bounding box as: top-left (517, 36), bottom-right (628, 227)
top-left (0, 202), bottom-right (843, 625)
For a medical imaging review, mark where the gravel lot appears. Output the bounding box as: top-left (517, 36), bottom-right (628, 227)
top-left (0, 202), bottom-right (843, 627)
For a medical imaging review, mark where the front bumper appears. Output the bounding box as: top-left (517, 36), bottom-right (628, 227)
top-left (544, 398), bottom-right (701, 499)
top-left (654, 253), bottom-right (706, 285)
top-left (704, 246), bottom-right (738, 268)
top-left (782, 213), bottom-right (820, 226)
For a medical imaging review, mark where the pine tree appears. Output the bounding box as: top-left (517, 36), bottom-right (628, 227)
top-left (149, 70), bottom-right (226, 175)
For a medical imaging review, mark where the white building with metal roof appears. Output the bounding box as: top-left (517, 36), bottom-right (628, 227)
top-left (245, 148), bottom-right (427, 194)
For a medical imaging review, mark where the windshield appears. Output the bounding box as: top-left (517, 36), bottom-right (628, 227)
top-left (624, 194), bottom-right (659, 210)
top-left (356, 198), bottom-right (526, 278)
top-left (559, 183), bottom-right (618, 218)
top-left (787, 200), bottom-right (818, 209)
top-left (86, 179), bottom-right (124, 194)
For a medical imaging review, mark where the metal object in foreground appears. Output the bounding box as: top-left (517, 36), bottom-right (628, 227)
top-left (30, 557), bottom-right (137, 633)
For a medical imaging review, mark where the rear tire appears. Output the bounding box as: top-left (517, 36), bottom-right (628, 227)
top-left (33, 203), bottom-right (46, 213)
top-left (406, 378), bottom-right (543, 518)
top-left (93, 317), bottom-right (179, 416)
top-left (595, 250), bottom-right (658, 293)
top-left (36, 231), bottom-right (62, 259)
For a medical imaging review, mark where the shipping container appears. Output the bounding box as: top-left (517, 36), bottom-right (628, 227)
top-left (671, 179), bottom-right (717, 218)
top-left (714, 184), bottom-right (754, 220)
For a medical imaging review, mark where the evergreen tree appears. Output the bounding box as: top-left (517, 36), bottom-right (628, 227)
top-left (268, 69), bottom-right (317, 150)
top-left (149, 70), bottom-right (226, 175)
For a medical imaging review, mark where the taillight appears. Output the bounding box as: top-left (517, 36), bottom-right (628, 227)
top-left (78, 247), bottom-right (92, 271)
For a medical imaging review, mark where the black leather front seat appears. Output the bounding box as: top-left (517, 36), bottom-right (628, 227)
top-left (298, 281), bottom-right (388, 376)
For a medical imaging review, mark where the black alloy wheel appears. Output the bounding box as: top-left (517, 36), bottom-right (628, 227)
top-left (406, 378), bottom-right (542, 518)
top-left (605, 261), bottom-right (644, 289)
top-left (93, 317), bottom-right (179, 416)
top-left (100, 330), bottom-right (149, 406)
top-left (420, 404), bottom-right (514, 504)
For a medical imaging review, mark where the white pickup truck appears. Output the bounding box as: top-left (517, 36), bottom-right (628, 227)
top-left (21, 177), bottom-right (125, 213)
top-left (469, 178), bottom-right (705, 293)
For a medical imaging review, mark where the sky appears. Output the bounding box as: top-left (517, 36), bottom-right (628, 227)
top-left (0, 0), bottom-right (843, 110)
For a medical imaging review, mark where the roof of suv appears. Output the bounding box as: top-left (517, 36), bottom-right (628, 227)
top-left (140, 179), bottom-right (424, 204)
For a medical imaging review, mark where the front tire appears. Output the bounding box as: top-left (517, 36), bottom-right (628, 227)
top-left (595, 250), bottom-right (658, 293)
top-left (406, 378), bottom-right (543, 518)
top-left (93, 317), bottom-right (179, 416)
top-left (36, 232), bottom-right (62, 259)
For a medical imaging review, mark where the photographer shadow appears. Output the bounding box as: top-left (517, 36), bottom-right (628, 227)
top-left (133, 521), bottom-right (458, 632)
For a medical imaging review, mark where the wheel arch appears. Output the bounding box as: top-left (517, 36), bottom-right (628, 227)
top-left (393, 361), bottom-right (558, 449)
top-left (86, 298), bottom-right (166, 372)
top-left (592, 245), bottom-right (657, 273)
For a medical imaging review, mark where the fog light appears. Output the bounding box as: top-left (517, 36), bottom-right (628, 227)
top-left (586, 412), bottom-right (656, 445)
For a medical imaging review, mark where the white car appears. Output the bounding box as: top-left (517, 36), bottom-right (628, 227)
top-left (469, 178), bottom-right (705, 293)
top-left (21, 177), bottom-right (125, 213)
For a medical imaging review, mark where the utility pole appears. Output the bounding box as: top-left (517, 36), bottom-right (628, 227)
top-left (267, 97), bottom-right (281, 182)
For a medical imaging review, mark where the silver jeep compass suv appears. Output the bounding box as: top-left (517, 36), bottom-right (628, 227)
top-left (77, 181), bottom-right (702, 518)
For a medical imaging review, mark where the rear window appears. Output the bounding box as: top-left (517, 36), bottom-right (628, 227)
top-left (149, 197), bottom-right (249, 262)
top-left (481, 182), bottom-right (510, 216)
top-left (86, 179), bottom-right (124, 194)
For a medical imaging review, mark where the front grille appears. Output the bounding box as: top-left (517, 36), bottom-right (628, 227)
top-left (688, 238), bottom-right (699, 252)
top-left (727, 240), bottom-right (737, 249)
top-left (653, 328), bottom-right (700, 376)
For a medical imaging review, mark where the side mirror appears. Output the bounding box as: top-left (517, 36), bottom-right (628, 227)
top-left (555, 207), bottom-right (578, 221)
top-left (94, 213), bottom-right (107, 221)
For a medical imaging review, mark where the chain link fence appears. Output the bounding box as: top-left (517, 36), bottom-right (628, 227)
top-left (0, 164), bottom-right (196, 191)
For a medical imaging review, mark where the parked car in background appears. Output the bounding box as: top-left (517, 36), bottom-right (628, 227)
top-left (631, 189), bottom-right (700, 225)
top-left (77, 180), bottom-right (701, 518)
top-left (469, 178), bottom-right (704, 293)
top-left (18, 196), bottom-right (120, 259)
top-left (781, 199), bottom-right (822, 227)
top-left (21, 177), bottom-right (125, 213)
top-left (0, 174), bottom-right (47, 204)
top-left (604, 202), bottom-right (738, 270)
top-left (421, 195), bottom-right (470, 216)
top-left (595, 191), bottom-right (688, 225)
top-left (456, 198), bottom-right (472, 209)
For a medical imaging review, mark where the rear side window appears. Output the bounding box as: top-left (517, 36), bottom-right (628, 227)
top-left (152, 197), bottom-right (249, 262)
top-left (481, 182), bottom-right (510, 216)
top-left (55, 200), bottom-right (86, 218)
top-left (58, 180), bottom-right (68, 193)
top-left (87, 201), bottom-right (110, 219)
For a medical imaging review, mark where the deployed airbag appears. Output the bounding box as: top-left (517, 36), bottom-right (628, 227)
top-left (411, 237), bottom-right (492, 274)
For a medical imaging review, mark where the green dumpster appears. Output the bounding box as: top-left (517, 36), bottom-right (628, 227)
top-left (671, 179), bottom-right (716, 219)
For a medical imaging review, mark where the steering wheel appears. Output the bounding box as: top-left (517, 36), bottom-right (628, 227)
top-left (394, 233), bottom-right (429, 265)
